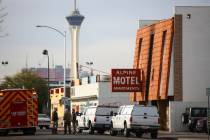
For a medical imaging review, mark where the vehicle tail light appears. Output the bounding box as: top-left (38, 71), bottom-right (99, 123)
top-left (130, 117), bottom-right (133, 123)
top-left (94, 117), bottom-right (96, 122)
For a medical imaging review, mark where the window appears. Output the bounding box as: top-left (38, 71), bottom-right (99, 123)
top-left (137, 38), bottom-right (143, 67)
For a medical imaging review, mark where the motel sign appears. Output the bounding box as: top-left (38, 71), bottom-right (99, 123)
top-left (111, 69), bottom-right (142, 92)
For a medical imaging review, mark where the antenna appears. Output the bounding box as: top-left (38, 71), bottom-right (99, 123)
top-left (25, 54), bottom-right (28, 70)
top-left (52, 54), bottom-right (54, 68)
top-left (74, 0), bottom-right (77, 11)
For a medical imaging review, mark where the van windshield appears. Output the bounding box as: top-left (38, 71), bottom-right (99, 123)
top-left (191, 108), bottom-right (207, 117)
top-left (96, 107), bottom-right (118, 116)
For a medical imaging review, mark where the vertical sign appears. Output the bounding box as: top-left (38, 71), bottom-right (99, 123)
top-left (206, 88), bottom-right (210, 140)
top-left (111, 69), bottom-right (142, 92)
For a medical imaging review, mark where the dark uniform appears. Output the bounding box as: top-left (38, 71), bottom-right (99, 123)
top-left (72, 109), bottom-right (77, 134)
top-left (64, 109), bottom-right (71, 134)
top-left (52, 108), bottom-right (58, 134)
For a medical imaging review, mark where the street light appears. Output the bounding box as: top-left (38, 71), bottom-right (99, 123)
top-left (86, 62), bottom-right (93, 76)
top-left (36, 25), bottom-right (67, 98)
top-left (1, 61), bottom-right (8, 66)
top-left (42, 49), bottom-right (50, 115)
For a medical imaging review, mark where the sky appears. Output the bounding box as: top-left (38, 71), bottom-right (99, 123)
top-left (0, 0), bottom-right (210, 80)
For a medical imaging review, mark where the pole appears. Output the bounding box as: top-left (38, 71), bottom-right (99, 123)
top-left (208, 95), bottom-right (209, 140)
top-left (69, 86), bottom-right (72, 134)
top-left (47, 55), bottom-right (50, 116)
top-left (64, 31), bottom-right (66, 98)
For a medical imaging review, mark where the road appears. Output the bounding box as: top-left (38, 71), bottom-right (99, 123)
top-left (0, 128), bottom-right (208, 140)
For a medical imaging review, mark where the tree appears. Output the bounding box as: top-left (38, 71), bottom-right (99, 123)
top-left (0, 70), bottom-right (48, 113)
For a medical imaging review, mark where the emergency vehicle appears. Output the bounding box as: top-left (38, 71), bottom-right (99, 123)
top-left (0, 89), bottom-right (38, 135)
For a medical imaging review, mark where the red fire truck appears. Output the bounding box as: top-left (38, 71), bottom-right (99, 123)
top-left (0, 89), bottom-right (38, 135)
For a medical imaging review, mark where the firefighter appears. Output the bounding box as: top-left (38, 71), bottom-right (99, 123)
top-left (63, 108), bottom-right (71, 134)
top-left (72, 109), bottom-right (77, 134)
top-left (52, 107), bottom-right (58, 134)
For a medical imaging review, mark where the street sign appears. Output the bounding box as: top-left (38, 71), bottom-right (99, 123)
top-left (207, 88), bottom-right (210, 96)
top-left (111, 69), bottom-right (142, 92)
top-left (61, 97), bottom-right (70, 106)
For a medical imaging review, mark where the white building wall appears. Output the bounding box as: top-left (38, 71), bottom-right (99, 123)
top-left (168, 6), bottom-right (210, 132)
top-left (72, 82), bottom-right (132, 110)
top-left (169, 101), bottom-right (207, 132)
top-left (98, 82), bottom-right (132, 106)
top-left (175, 6), bottom-right (210, 102)
top-left (73, 83), bottom-right (99, 98)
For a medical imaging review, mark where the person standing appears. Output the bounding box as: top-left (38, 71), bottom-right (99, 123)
top-left (63, 108), bottom-right (71, 134)
top-left (52, 108), bottom-right (58, 134)
top-left (72, 109), bottom-right (77, 134)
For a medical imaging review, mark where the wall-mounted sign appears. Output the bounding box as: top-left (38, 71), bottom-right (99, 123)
top-left (111, 69), bottom-right (142, 92)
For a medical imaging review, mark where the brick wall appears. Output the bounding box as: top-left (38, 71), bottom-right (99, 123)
top-left (130, 18), bottom-right (174, 102)
top-left (173, 15), bottom-right (183, 101)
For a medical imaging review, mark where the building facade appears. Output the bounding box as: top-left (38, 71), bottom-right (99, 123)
top-left (71, 75), bottom-right (133, 113)
top-left (130, 6), bottom-right (210, 131)
top-left (30, 65), bottom-right (71, 87)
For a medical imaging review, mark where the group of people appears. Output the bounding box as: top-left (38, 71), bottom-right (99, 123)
top-left (52, 107), bottom-right (77, 134)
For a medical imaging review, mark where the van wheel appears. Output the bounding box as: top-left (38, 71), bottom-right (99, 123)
top-left (97, 130), bottom-right (104, 134)
top-left (23, 128), bottom-right (36, 135)
top-left (136, 131), bottom-right (143, 138)
top-left (76, 126), bottom-right (82, 133)
top-left (88, 123), bottom-right (94, 135)
top-left (0, 130), bottom-right (8, 136)
top-left (110, 124), bottom-right (118, 136)
top-left (151, 131), bottom-right (158, 139)
top-left (123, 123), bottom-right (130, 137)
top-left (76, 122), bottom-right (82, 133)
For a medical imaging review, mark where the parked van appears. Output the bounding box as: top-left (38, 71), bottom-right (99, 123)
top-left (110, 105), bottom-right (160, 139)
top-left (182, 107), bottom-right (207, 132)
top-left (76, 105), bottom-right (118, 134)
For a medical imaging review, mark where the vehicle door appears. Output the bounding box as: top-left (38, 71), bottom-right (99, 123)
top-left (114, 106), bottom-right (125, 129)
top-left (77, 108), bottom-right (87, 128)
top-left (11, 101), bottom-right (27, 127)
top-left (132, 106), bottom-right (159, 127)
top-left (119, 106), bottom-right (132, 128)
top-left (95, 107), bottom-right (118, 127)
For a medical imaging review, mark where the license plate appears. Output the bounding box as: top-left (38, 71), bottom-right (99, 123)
top-left (141, 126), bottom-right (149, 129)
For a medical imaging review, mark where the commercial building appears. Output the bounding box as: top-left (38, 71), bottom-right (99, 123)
top-left (130, 6), bottom-right (210, 132)
top-left (30, 65), bottom-right (70, 87)
top-left (50, 75), bottom-right (132, 126)
top-left (71, 75), bottom-right (132, 112)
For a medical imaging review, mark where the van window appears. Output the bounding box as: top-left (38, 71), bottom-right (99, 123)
top-left (191, 108), bottom-right (207, 117)
top-left (121, 107), bottom-right (132, 115)
top-left (86, 107), bottom-right (96, 115)
top-left (96, 107), bottom-right (110, 116)
top-left (118, 107), bottom-right (124, 115)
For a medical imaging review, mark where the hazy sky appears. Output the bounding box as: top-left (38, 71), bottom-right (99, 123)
top-left (0, 0), bottom-right (210, 79)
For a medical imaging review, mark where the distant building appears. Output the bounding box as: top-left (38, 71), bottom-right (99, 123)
top-left (30, 65), bottom-right (71, 87)
top-left (50, 87), bottom-right (70, 127)
top-left (131, 6), bottom-right (210, 132)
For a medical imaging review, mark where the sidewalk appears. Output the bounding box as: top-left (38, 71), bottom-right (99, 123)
top-left (160, 131), bottom-right (208, 140)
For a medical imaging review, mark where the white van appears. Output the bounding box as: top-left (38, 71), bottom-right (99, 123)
top-left (110, 105), bottom-right (160, 139)
top-left (76, 105), bottom-right (118, 134)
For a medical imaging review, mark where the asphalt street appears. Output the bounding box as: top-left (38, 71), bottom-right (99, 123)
top-left (0, 128), bottom-right (208, 140)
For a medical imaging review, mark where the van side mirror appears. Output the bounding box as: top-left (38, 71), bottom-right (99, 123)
top-left (77, 113), bottom-right (82, 116)
top-left (181, 113), bottom-right (188, 124)
top-left (110, 111), bottom-right (113, 116)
